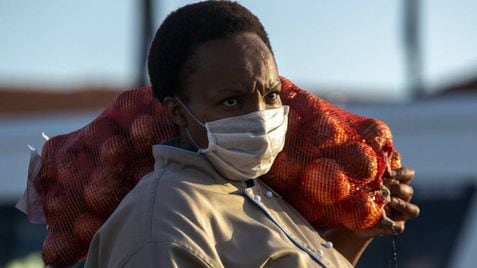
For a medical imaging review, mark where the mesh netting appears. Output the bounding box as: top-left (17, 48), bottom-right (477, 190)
top-left (38, 88), bottom-right (177, 266)
top-left (36, 77), bottom-right (400, 266)
top-left (263, 77), bottom-right (401, 231)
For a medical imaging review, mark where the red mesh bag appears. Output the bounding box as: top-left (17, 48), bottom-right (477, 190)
top-left (35, 77), bottom-right (400, 267)
top-left (263, 77), bottom-right (400, 230)
top-left (37, 88), bottom-right (178, 266)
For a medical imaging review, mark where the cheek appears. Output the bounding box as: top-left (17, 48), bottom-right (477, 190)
top-left (187, 118), bottom-right (209, 148)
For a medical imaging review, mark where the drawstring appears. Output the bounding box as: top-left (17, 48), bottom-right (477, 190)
top-left (389, 226), bottom-right (399, 268)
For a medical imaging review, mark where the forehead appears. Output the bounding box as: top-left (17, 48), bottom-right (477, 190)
top-left (181, 32), bottom-right (278, 97)
top-left (196, 32), bottom-right (272, 68)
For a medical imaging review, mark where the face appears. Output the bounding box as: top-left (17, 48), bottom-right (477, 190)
top-left (164, 32), bottom-right (282, 149)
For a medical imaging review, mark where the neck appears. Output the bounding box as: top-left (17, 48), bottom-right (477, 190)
top-left (179, 128), bottom-right (200, 151)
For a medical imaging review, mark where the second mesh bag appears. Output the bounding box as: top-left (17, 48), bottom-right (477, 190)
top-left (263, 77), bottom-right (401, 230)
top-left (38, 88), bottom-right (178, 266)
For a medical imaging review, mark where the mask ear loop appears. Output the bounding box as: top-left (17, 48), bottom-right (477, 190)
top-left (174, 97), bottom-right (206, 151)
top-left (174, 97), bottom-right (206, 127)
top-left (184, 128), bottom-right (202, 151)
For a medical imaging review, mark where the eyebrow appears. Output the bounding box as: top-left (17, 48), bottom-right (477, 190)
top-left (270, 80), bottom-right (281, 88)
top-left (207, 80), bottom-right (281, 98)
top-left (261, 80), bottom-right (281, 92)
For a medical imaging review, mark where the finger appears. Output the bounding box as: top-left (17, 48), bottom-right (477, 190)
top-left (387, 183), bottom-right (414, 202)
top-left (384, 204), bottom-right (408, 221)
top-left (389, 197), bottom-right (420, 219)
top-left (385, 205), bottom-right (411, 221)
top-left (392, 221), bottom-right (406, 234)
top-left (390, 167), bottom-right (415, 183)
top-left (375, 218), bottom-right (406, 236)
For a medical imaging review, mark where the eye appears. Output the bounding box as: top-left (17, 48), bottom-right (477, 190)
top-left (265, 91), bottom-right (280, 103)
top-left (222, 97), bottom-right (239, 107)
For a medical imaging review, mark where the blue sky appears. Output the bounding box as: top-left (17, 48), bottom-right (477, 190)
top-left (1, 0), bottom-right (476, 100)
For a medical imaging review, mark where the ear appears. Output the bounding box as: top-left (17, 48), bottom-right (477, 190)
top-left (163, 96), bottom-right (188, 128)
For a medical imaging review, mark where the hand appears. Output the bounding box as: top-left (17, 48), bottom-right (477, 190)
top-left (353, 167), bottom-right (421, 239)
top-left (323, 167), bottom-right (420, 265)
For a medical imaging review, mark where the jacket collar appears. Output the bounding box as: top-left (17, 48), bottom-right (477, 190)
top-left (152, 144), bottom-right (247, 194)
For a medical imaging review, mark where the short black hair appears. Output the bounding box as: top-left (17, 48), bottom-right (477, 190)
top-left (147, 1), bottom-right (273, 102)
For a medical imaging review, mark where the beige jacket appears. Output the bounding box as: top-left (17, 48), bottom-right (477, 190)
top-left (85, 145), bottom-right (353, 268)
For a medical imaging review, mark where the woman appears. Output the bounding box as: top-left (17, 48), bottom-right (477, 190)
top-left (85, 1), bottom-right (419, 267)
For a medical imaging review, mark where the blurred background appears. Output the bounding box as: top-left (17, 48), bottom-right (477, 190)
top-left (1, 0), bottom-right (476, 267)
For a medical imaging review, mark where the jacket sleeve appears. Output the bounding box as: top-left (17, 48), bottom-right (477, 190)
top-left (119, 241), bottom-right (220, 268)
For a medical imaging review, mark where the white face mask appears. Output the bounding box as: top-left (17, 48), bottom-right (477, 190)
top-left (176, 98), bottom-right (289, 181)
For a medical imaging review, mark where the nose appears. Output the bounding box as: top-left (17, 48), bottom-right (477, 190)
top-left (250, 92), bottom-right (267, 112)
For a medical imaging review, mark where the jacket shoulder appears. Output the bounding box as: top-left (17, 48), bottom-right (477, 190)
top-left (85, 169), bottom-right (223, 267)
